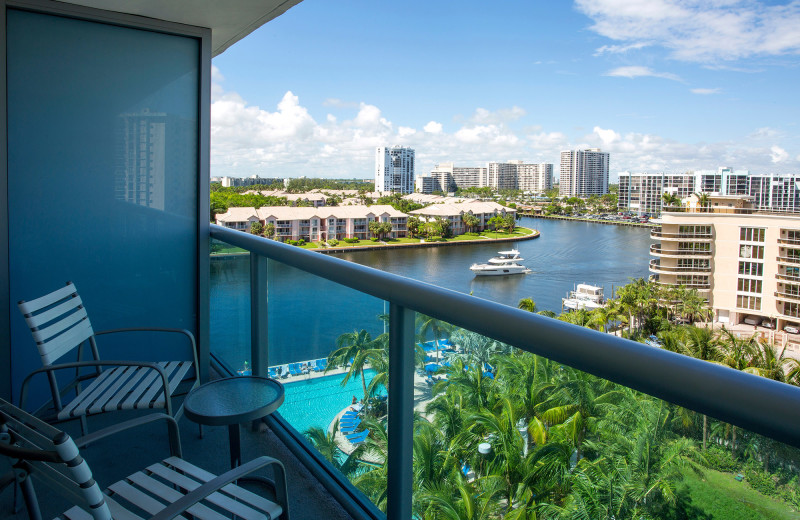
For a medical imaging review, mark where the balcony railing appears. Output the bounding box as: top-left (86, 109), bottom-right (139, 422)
top-left (650, 229), bottom-right (713, 240)
top-left (649, 259), bottom-right (711, 274)
top-left (777, 256), bottom-right (800, 264)
top-left (649, 274), bottom-right (711, 290)
top-left (210, 224), bottom-right (800, 520)
top-left (775, 291), bottom-right (800, 303)
top-left (650, 244), bottom-right (712, 257)
top-left (778, 238), bottom-right (800, 246)
top-left (777, 272), bottom-right (800, 283)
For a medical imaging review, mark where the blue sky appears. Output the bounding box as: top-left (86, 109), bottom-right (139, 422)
top-left (210, 0), bottom-right (800, 182)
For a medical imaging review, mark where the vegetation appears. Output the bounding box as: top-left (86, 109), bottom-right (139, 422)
top-left (303, 278), bottom-right (800, 519)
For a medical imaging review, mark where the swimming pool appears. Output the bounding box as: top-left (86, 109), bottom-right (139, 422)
top-left (278, 369), bottom-right (379, 435)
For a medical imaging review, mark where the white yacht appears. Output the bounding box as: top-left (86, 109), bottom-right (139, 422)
top-left (470, 249), bottom-right (531, 276)
top-left (562, 283), bottom-right (605, 310)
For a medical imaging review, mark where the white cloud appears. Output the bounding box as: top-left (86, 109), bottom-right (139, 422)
top-left (470, 106), bottom-right (527, 124)
top-left (594, 41), bottom-right (651, 56)
top-left (771, 145), bottom-right (789, 163)
top-left (576, 0), bottom-right (800, 63)
top-left (690, 88), bottom-right (721, 95)
top-left (604, 66), bottom-right (682, 81)
top-left (424, 121), bottom-right (443, 134)
top-left (210, 75), bottom-right (799, 179)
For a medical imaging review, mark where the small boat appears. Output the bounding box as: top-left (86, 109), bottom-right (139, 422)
top-left (562, 283), bottom-right (605, 310)
top-left (470, 249), bottom-right (531, 276)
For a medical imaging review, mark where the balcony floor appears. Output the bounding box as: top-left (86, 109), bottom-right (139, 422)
top-left (1, 401), bottom-right (354, 520)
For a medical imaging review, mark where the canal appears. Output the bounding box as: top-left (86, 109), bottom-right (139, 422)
top-left (210, 217), bottom-right (653, 369)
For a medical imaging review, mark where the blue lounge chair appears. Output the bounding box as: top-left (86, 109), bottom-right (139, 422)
top-left (346, 430), bottom-right (369, 444)
top-left (340, 424), bottom-right (359, 434)
top-left (268, 367), bottom-right (279, 378)
top-left (342, 410), bottom-right (358, 418)
top-left (289, 363), bottom-right (302, 376)
top-left (340, 419), bottom-right (360, 429)
top-left (314, 359), bottom-right (327, 371)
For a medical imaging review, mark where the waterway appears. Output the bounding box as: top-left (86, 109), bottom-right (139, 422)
top-left (210, 217), bottom-right (653, 370)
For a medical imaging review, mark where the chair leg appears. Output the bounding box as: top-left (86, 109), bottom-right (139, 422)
top-left (79, 415), bottom-right (89, 437)
top-left (19, 475), bottom-right (43, 520)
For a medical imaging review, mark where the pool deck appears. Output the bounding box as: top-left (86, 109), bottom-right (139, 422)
top-left (329, 370), bottom-right (435, 462)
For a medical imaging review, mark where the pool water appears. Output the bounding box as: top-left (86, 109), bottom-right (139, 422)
top-left (279, 369), bottom-right (379, 435)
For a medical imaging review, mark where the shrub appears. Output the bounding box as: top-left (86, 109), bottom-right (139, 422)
top-left (298, 239), bottom-right (305, 246)
top-left (328, 239), bottom-right (339, 246)
top-left (370, 237), bottom-right (379, 242)
top-left (286, 239), bottom-right (298, 246)
top-left (703, 446), bottom-right (740, 472)
top-left (343, 237), bottom-right (359, 244)
top-left (745, 464), bottom-right (777, 496)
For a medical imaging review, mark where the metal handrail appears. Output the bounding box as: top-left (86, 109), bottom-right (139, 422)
top-left (648, 260), bottom-right (711, 273)
top-left (211, 224), bottom-right (800, 449)
top-left (650, 245), bottom-right (712, 256)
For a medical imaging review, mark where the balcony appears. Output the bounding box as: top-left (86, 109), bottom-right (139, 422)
top-left (650, 229), bottom-right (713, 241)
top-left (649, 259), bottom-right (711, 275)
top-left (777, 255), bottom-right (800, 265)
top-left (650, 244), bottom-right (712, 258)
top-left (778, 238), bottom-right (800, 247)
top-left (204, 226), bottom-right (799, 519)
top-left (775, 290), bottom-right (800, 303)
top-left (649, 274), bottom-right (710, 290)
top-left (776, 272), bottom-right (800, 283)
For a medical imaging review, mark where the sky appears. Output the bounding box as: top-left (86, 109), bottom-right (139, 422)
top-left (210, 0), bottom-right (800, 182)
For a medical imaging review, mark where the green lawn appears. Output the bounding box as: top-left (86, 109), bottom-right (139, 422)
top-left (299, 242), bottom-right (320, 249)
top-left (667, 467), bottom-right (799, 520)
top-left (326, 240), bottom-right (370, 248)
top-left (385, 237), bottom-right (422, 244)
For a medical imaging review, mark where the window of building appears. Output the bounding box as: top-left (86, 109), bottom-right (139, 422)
top-left (678, 242), bottom-right (710, 252)
top-left (738, 261), bottom-right (764, 277)
top-left (739, 245), bottom-right (764, 259)
top-left (740, 227), bottom-right (765, 242)
top-left (737, 278), bottom-right (762, 293)
top-left (785, 229), bottom-right (800, 242)
top-left (736, 295), bottom-right (762, 310)
top-left (784, 301), bottom-right (800, 318)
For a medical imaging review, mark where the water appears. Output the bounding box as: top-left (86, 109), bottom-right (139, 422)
top-left (210, 217), bottom-right (653, 368)
top-left (280, 369), bottom-right (378, 434)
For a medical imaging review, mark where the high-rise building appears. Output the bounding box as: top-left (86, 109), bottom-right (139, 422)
top-left (650, 199), bottom-right (800, 334)
top-left (375, 146), bottom-right (415, 194)
top-left (618, 169), bottom-right (799, 216)
top-left (516, 162), bottom-right (553, 193)
top-left (485, 161), bottom-right (553, 193)
top-left (559, 149), bottom-right (609, 197)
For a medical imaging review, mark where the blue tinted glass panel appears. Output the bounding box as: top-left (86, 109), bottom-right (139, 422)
top-left (7, 9), bottom-right (199, 401)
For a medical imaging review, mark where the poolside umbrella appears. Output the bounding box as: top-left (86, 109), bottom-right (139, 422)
top-left (425, 363), bottom-right (440, 373)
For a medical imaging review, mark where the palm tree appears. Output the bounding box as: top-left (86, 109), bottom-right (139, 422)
top-left (416, 313), bottom-right (454, 367)
top-left (683, 326), bottom-right (723, 450)
top-left (517, 297), bottom-right (537, 313)
top-left (694, 192), bottom-right (711, 212)
top-left (327, 329), bottom-right (380, 404)
top-left (303, 423), bottom-right (365, 476)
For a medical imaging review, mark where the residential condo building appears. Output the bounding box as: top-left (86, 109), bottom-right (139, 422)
top-left (650, 198), bottom-right (800, 336)
top-left (619, 169), bottom-right (800, 216)
top-left (559, 149), bottom-right (609, 197)
top-left (375, 145), bottom-right (415, 194)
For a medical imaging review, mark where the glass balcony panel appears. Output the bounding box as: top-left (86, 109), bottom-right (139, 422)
top-left (210, 238), bottom-right (251, 373)
top-left (266, 257), bottom-right (388, 511)
top-left (410, 318), bottom-right (800, 518)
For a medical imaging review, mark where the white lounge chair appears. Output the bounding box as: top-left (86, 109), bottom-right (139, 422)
top-left (17, 281), bottom-right (199, 446)
top-left (0, 398), bottom-right (289, 520)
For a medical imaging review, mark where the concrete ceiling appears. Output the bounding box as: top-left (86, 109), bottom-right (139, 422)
top-left (60, 0), bottom-right (303, 56)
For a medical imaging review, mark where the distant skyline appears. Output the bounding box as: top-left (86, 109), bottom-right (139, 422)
top-left (210, 0), bottom-right (800, 182)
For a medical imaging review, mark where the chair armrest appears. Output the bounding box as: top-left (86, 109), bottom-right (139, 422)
top-left (74, 413), bottom-right (182, 457)
top-left (148, 456), bottom-right (288, 520)
top-left (20, 360), bottom-right (170, 415)
top-left (94, 328), bottom-right (199, 380)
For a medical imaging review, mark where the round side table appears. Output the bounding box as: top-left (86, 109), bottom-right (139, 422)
top-left (183, 376), bottom-right (284, 468)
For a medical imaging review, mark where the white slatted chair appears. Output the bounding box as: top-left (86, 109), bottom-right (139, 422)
top-left (17, 282), bottom-right (199, 444)
top-left (0, 399), bottom-right (289, 520)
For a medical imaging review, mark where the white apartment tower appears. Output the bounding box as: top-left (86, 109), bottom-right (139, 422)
top-left (486, 161), bottom-right (554, 193)
top-left (375, 146), bottom-right (415, 194)
top-left (559, 149), bottom-right (609, 197)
